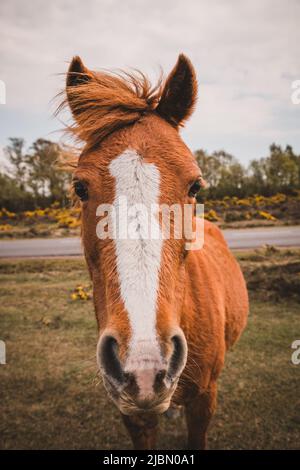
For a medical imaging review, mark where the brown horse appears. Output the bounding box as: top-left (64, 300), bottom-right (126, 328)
top-left (62, 54), bottom-right (248, 449)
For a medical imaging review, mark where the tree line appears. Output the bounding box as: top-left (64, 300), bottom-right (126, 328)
top-left (0, 138), bottom-right (71, 212)
top-left (195, 144), bottom-right (300, 200)
top-left (1, 138), bottom-right (299, 212)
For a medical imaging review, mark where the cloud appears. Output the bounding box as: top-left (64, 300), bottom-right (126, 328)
top-left (0, 0), bottom-right (299, 164)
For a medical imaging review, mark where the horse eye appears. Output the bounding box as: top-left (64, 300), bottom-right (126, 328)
top-left (73, 180), bottom-right (88, 201)
top-left (188, 180), bottom-right (201, 198)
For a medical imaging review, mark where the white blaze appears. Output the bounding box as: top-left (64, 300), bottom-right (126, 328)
top-left (109, 149), bottom-right (163, 371)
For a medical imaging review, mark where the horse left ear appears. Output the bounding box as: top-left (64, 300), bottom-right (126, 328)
top-left (156, 54), bottom-right (197, 127)
top-left (66, 56), bottom-right (93, 120)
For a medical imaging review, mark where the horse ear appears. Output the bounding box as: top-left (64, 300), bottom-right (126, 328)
top-left (66, 56), bottom-right (92, 119)
top-left (156, 54), bottom-right (197, 127)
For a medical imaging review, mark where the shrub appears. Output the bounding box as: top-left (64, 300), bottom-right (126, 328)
top-left (204, 209), bottom-right (220, 221)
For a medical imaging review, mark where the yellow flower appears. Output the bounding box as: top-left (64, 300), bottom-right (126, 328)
top-left (23, 211), bottom-right (35, 218)
top-left (258, 211), bottom-right (276, 221)
top-left (35, 209), bottom-right (45, 217)
top-left (2, 208), bottom-right (16, 218)
top-left (71, 284), bottom-right (92, 301)
top-left (204, 209), bottom-right (220, 221)
top-left (237, 198), bottom-right (251, 207)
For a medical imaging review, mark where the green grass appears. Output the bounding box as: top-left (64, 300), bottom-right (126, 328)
top-left (0, 256), bottom-right (299, 449)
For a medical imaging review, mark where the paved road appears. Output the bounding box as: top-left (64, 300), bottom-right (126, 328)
top-left (224, 225), bottom-right (300, 250)
top-left (0, 226), bottom-right (299, 258)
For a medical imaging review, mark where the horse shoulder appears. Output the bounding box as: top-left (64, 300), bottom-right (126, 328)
top-left (204, 220), bottom-right (248, 347)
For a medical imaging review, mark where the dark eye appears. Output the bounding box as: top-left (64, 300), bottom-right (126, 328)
top-left (73, 180), bottom-right (88, 201)
top-left (188, 180), bottom-right (201, 198)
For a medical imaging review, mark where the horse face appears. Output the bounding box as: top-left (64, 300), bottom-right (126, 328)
top-left (66, 55), bottom-right (201, 414)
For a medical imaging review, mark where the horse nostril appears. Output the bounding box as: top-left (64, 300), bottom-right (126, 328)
top-left (98, 335), bottom-right (124, 385)
top-left (166, 333), bottom-right (188, 383)
top-left (155, 369), bottom-right (166, 386)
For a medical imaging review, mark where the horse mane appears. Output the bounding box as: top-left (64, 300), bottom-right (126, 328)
top-left (57, 68), bottom-right (163, 149)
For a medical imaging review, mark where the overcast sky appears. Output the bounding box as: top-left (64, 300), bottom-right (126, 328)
top-left (0, 0), bottom-right (299, 166)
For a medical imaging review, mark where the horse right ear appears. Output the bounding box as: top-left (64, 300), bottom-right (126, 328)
top-left (156, 54), bottom-right (197, 128)
top-left (66, 56), bottom-right (93, 119)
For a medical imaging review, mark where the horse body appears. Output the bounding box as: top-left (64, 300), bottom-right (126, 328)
top-left (62, 54), bottom-right (248, 449)
top-left (177, 221), bottom-right (248, 447)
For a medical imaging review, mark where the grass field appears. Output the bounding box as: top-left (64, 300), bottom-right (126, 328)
top-left (0, 252), bottom-right (300, 449)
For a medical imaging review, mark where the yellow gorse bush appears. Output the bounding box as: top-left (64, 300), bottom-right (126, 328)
top-left (0, 224), bottom-right (13, 232)
top-left (236, 198), bottom-right (251, 207)
top-left (0, 208), bottom-right (16, 219)
top-left (204, 209), bottom-right (219, 221)
top-left (0, 190), bottom-right (299, 233)
top-left (15, 205), bottom-right (81, 228)
top-left (257, 211), bottom-right (277, 221)
top-left (269, 193), bottom-right (287, 204)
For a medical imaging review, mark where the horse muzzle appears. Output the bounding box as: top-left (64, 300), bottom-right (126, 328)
top-left (97, 331), bottom-right (187, 415)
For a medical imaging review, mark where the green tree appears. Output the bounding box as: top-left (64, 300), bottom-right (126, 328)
top-left (248, 144), bottom-right (300, 196)
top-left (4, 138), bottom-right (27, 191)
top-left (0, 172), bottom-right (34, 212)
top-left (25, 139), bottom-right (72, 206)
top-left (195, 149), bottom-right (246, 199)
top-left (2, 138), bottom-right (72, 211)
